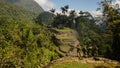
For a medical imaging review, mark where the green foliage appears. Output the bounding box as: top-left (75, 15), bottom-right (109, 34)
top-left (36, 11), bottom-right (55, 25)
top-left (75, 15), bottom-right (115, 57)
top-left (0, 0), bottom-right (36, 23)
top-left (0, 18), bottom-right (59, 67)
top-left (99, 0), bottom-right (120, 60)
top-left (52, 15), bottom-right (69, 28)
top-left (50, 5), bottom-right (76, 29)
top-left (75, 16), bottom-right (104, 55)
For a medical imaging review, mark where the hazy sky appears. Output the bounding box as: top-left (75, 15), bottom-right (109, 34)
top-left (34, 0), bottom-right (119, 10)
top-left (34, 0), bottom-right (119, 17)
top-left (49, 0), bottom-right (101, 11)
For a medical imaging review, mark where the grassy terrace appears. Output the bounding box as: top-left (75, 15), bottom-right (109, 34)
top-left (51, 61), bottom-right (120, 68)
top-left (51, 62), bottom-right (94, 68)
top-left (56, 36), bottom-right (76, 39)
top-left (59, 45), bottom-right (71, 52)
top-left (54, 28), bottom-right (77, 41)
top-left (53, 28), bottom-right (72, 33)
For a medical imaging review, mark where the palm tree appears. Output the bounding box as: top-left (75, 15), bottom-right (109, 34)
top-left (64, 5), bottom-right (69, 12)
top-left (79, 11), bottom-right (84, 16)
top-left (69, 10), bottom-right (76, 28)
top-left (61, 5), bottom-right (69, 15)
top-left (70, 10), bottom-right (76, 16)
top-left (61, 7), bottom-right (66, 14)
top-left (50, 8), bottom-right (55, 13)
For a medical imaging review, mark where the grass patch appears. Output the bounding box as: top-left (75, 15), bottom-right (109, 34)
top-left (50, 61), bottom-right (120, 68)
top-left (54, 28), bottom-right (71, 33)
top-left (51, 62), bottom-right (94, 68)
top-left (56, 47), bottom-right (66, 56)
top-left (56, 36), bottom-right (76, 40)
top-left (59, 45), bottom-right (71, 52)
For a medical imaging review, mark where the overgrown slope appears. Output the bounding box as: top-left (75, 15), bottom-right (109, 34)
top-left (0, 0), bottom-right (59, 67)
top-left (0, 17), bottom-right (59, 68)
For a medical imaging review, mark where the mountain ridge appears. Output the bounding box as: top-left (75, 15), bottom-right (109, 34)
top-left (0, 0), bottom-right (37, 22)
top-left (6, 0), bottom-right (44, 14)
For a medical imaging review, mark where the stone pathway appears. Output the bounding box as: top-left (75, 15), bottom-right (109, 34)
top-left (42, 56), bottom-right (119, 68)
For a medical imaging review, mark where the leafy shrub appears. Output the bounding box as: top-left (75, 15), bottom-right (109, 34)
top-left (0, 18), bottom-right (59, 68)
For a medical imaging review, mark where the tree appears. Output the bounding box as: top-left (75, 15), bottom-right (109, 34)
top-left (79, 11), bottom-right (84, 16)
top-left (50, 8), bottom-right (55, 13)
top-left (69, 10), bottom-right (77, 28)
top-left (61, 5), bottom-right (69, 15)
top-left (99, 0), bottom-right (120, 60)
top-left (51, 5), bottom-right (70, 28)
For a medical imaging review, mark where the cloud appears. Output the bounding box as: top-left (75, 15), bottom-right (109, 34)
top-left (89, 11), bottom-right (103, 17)
top-left (89, 0), bottom-right (120, 18)
top-left (67, 9), bottom-right (103, 18)
top-left (112, 0), bottom-right (120, 8)
top-left (54, 9), bottom-right (103, 18)
top-left (34, 0), bottom-right (55, 10)
top-left (54, 9), bottom-right (79, 16)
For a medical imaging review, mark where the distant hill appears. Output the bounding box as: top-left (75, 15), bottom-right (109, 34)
top-left (0, 0), bottom-right (37, 22)
top-left (6, 0), bottom-right (44, 14)
top-left (37, 12), bottom-right (55, 25)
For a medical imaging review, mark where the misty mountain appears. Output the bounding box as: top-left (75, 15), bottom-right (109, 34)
top-left (0, 0), bottom-right (37, 22)
top-left (6, 0), bottom-right (44, 14)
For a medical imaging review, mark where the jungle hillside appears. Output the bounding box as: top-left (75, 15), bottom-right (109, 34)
top-left (0, 0), bottom-right (120, 68)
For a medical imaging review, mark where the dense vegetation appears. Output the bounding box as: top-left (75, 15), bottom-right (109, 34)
top-left (0, 0), bottom-right (59, 67)
top-left (36, 11), bottom-right (55, 25)
top-left (98, 0), bottom-right (120, 60)
top-left (0, 18), bottom-right (59, 68)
